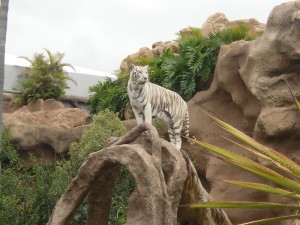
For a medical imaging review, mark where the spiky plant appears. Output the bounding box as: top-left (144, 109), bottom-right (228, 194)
top-left (184, 89), bottom-right (300, 225)
top-left (14, 48), bottom-right (76, 105)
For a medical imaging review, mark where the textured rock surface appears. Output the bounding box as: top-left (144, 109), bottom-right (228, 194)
top-left (200, 12), bottom-right (265, 37)
top-left (3, 94), bottom-right (19, 113)
top-left (185, 1), bottom-right (300, 224)
top-left (120, 41), bottom-right (179, 71)
top-left (3, 99), bottom-right (91, 162)
top-left (47, 124), bottom-right (231, 225)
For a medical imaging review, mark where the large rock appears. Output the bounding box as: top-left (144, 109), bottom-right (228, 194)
top-left (200, 12), bottom-right (265, 37)
top-left (46, 124), bottom-right (231, 225)
top-left (3, 94), bottom-right (19, 113)
top-left (3, 99), bottom-right (91, 163)
top-left (120, 42), bottom-right (178, 71)
top-left (185, 1), bottom-right (300, 224)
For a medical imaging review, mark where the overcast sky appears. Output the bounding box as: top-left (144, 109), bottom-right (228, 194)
top-left (6, 0), bottom-right (289, 74)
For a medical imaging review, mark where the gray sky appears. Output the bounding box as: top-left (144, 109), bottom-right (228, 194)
top-left (6, 0), bottom-right (289, 74)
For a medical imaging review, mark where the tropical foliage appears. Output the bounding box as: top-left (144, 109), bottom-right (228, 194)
top-left (88, 76), bottom-right (128, 118)
top-left (185, 89), bottom-right (300, 225)
top-left (0, 110), bottom-right (133, 225)
top-left (14, 48), bottom-right (76, 105)
top-left (88, 25), bottom-right (261, 117)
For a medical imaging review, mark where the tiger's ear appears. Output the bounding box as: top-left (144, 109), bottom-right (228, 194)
top-left (129, 64), bottom-right (135, 71)
top-left (144, 65), bottom-right (149, 70)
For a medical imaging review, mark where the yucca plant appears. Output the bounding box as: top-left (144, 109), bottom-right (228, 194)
top-left (184, 89), bottom-right (300, 225)
top-left (288, 84), bottom-right (300, 113)
top-left (14, 48), bottom-right (76, 105)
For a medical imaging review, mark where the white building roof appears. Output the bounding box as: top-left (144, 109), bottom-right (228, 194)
top-left (4, 53), bottom-right (117, 98)
top-left (5, 53), bottom-right (116, 78)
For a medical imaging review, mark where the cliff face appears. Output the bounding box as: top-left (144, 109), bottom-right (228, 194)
top-left (185, 1), bottom-right (300, 224)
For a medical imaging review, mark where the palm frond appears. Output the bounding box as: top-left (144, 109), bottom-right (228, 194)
top-left (190, 201), bottom-right (300, 210)
top-left (288, 83), bottom-right (300, 113)
top-left (224, 180), bottom-right (300, 200)
top-left (204, 112), bottom-right (300, 177)
top-left (239, 214), bottom-right (300, 225)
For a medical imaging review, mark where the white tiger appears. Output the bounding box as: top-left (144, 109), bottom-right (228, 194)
top-left (127, 64), bottom-right (190, 150)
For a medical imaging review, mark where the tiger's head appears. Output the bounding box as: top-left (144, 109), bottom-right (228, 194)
top-left (129, 64), bottom-right (149, 86)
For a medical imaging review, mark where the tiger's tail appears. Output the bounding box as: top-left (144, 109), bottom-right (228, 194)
top-left (182, 110), bottom-right (190, 138)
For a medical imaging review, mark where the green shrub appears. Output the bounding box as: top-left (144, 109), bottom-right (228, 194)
top-left (0, 129), bottom-right (55, 225)
top-left (88, 25), bottom-right (261, 116)
top-left (69, 109), bottom-right (126, 164)
top-left (156, 25), bottom-right (260, 100)
top-left (88, 76), bottom-right (129, 118)
top-left (0, 110), bottom-right (133, 225)
top-left (14, 48), bottom-right (76, 105)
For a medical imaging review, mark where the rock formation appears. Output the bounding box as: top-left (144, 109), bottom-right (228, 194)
top-left (184, 1), bottom-right (300, 224)
top-left (3, 99), bottom-right (91, 162)
top-left (46, 123), bottom-right (232, 225)
top-left (199, 12), bottom-right (265, 37)
top-left (3, 94), bottom-right (19, 113)
top-left (120, 41), bottom-right (179, 71)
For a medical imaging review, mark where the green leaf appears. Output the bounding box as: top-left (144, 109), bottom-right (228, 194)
top-left (229, 160), bottom-right (300, 193)
top-left (186, 137), bottom-right (300, 192)
top-left (185, 137), bottom-right (253, 164)
top-left (224, 137), bottom-right (294, 176)
top-left (204, 112), bottom-right (300, 178)
top-left (239, 214), bottom-right (300, 225)
top-left (288, 84), bottom-right (300, 113)
top-left (224, 180), bottom-right (300, 200)
top-left (190, 201), bottom-right (300, 210)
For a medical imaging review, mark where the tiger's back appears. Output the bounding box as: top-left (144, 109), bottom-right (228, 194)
top-left (148, 82), bottom-right (190, 138)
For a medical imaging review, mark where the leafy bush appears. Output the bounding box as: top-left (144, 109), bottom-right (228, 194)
top-left (0, 110), bottom-right (133, 225)
top-left (156, 25), bottom-right (259, 100)
top-left (88, 76), bottom-right (129, 118)
top-left (14, 48), bottom-right (76, 105)
top-left (0, 128), bottom-right (55, 225)
top-left (88, 25), bottom-right (261, 116)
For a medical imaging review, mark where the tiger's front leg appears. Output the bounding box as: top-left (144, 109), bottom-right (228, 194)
top-left (140, 103), bottom-right (152, 137)
top-left (144, 103), bottom-right (152, 125)
top-left (131, 105), bottom-right (144, 125)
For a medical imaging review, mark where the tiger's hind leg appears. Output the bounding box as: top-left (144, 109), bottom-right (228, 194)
top-left (157, 111), bottom-right (176, 147)
top-left (167, 125), bottom-right (176, 148)
top-left (172, 120), bottom-right (183, 150)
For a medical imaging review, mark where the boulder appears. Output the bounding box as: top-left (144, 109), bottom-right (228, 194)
top-left (3, 99), bottom-right (91, 163)
top-left (184, 1), bottom-right (300, 224)
top-left (152, 41), bottom-right (179, 56)
top-left (120, 42), bottom-right (179, 71)
top-left (201, 12), bottom-right (265, 37)
top-left (3, 94), bottom-right (19, 113)
top-left (46, 124), bottom-right (232, 225)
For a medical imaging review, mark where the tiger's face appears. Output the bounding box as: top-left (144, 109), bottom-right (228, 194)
top-left (129, 64), bottom-right (149, 86)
